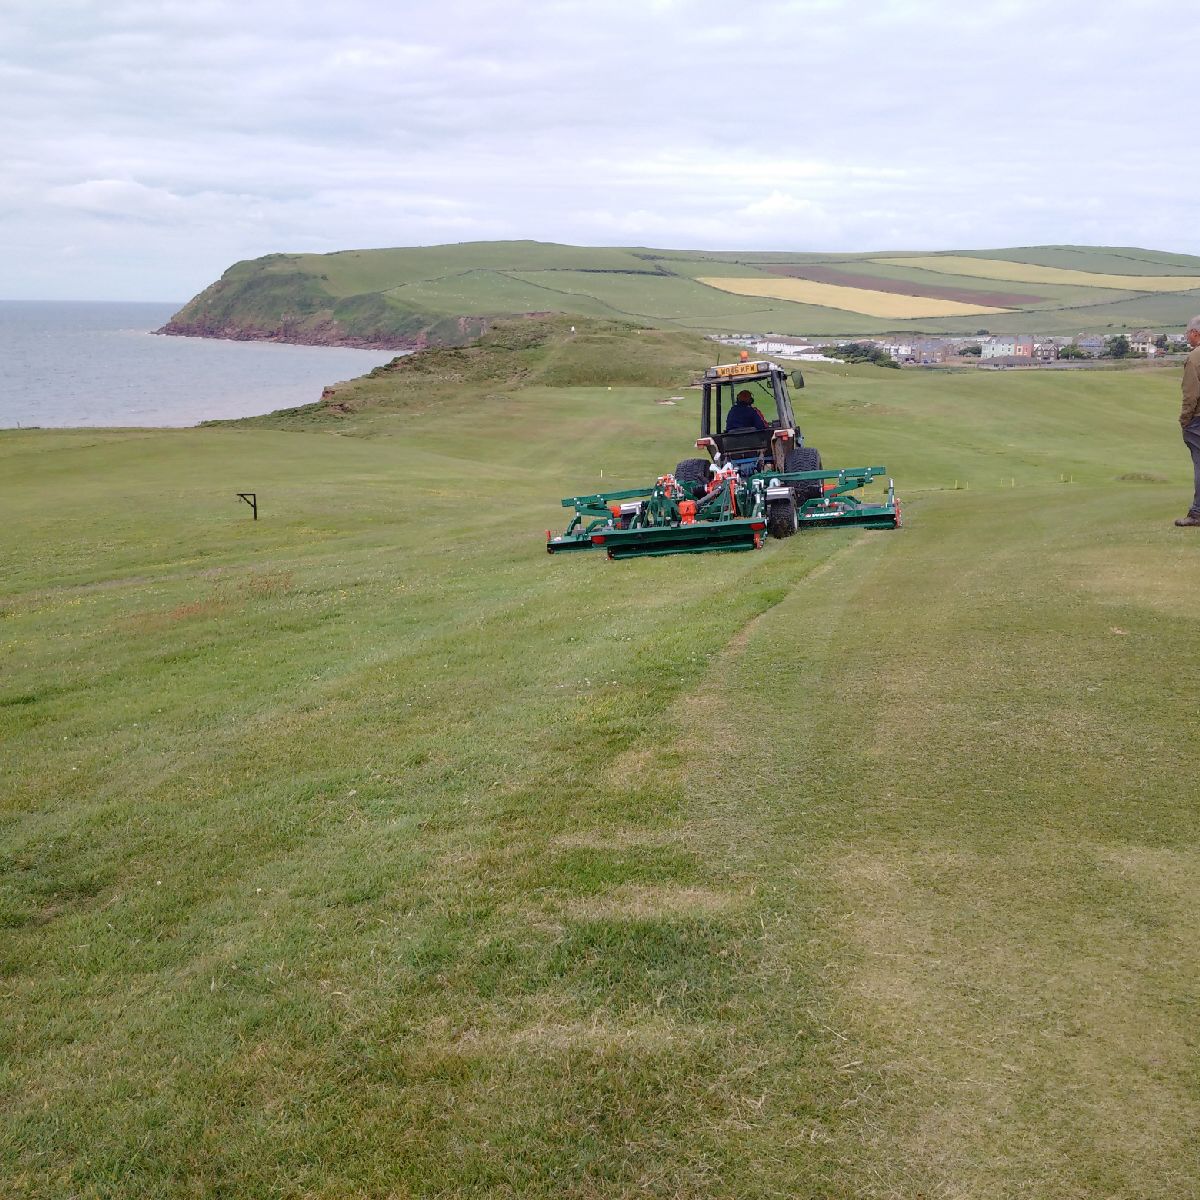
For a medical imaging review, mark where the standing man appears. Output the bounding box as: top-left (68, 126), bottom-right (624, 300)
top-left (1178, 316), bottom-right (1200, 527)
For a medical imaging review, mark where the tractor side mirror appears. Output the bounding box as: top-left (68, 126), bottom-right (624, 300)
top-left (790, 370), bottom-right (805, 389)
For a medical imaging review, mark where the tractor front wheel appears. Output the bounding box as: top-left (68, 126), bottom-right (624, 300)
top-left (785, 446), bottom-right (823, 502)
top-left (767, 496), bottom-right (798, 539)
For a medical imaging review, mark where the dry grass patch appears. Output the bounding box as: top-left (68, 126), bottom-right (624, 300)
top-left (552, 826), bottom-right (685, 851)
top-left (239, 568), bottom-right (294, 599)
top-left (1098, 844), bottom-right (1200, 909)
top-left (1069, 545), bottom-right (1198, 615)
top-left (122, 568), bottom-right (297, 631)
top-left (482, 1014), bottom-right (692, 1055)
top-left (878, 255), bottom-right (1200, 292)
top-left (127, 594), bottom-right (229, 630)
top-left (698, 275), bottom-right (1011, 318)
top-left (559, 884), bottom-right (740, 921)
top-left (604, 744), bottom-right (667, 791)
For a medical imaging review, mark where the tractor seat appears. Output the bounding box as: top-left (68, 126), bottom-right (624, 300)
top-left (715, 429), bottom-right (770, 456)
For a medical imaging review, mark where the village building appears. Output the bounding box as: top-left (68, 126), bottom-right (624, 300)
top-left (982, 336), bottom-right (1034, 359)
top-left (752, 337), bottom-right (818, 357)
top-left (910, 339), bottom-right (949, 364)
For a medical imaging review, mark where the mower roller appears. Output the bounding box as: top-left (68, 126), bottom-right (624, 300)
top-left (547, 357), bottom-right (901, 561)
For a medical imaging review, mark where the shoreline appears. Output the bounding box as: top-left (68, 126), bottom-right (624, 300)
top-left (155, 322), bottom-right (423, 353)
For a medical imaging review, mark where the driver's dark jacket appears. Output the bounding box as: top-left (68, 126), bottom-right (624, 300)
top-left (726, 403), bottom-right (769, 432)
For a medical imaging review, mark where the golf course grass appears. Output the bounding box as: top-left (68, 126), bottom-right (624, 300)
top-left (3, 321), bottom-right (1198, 1197)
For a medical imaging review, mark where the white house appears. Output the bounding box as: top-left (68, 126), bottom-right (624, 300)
top-left (982, 336), bottom-right (1033, 359)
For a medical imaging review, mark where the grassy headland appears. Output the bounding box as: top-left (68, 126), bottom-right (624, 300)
top-left (159, 240), bottom-right (1200, 350)
top-left (3, 319), bottom-right (1199, 1197)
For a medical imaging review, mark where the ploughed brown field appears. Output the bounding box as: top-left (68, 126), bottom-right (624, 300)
top-left (764, 264), bottom-right (1042, 307)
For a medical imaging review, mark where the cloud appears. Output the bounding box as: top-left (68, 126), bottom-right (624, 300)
top-left (48, 179), bottom-right (189, 222)
top-left (2, 0), bottom-right (1199, 298)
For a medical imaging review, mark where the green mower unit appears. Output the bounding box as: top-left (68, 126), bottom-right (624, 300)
top-left (547, 357), bottom-right (901, 561)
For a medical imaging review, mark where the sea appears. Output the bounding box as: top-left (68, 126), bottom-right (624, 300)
top-left (0, 301), bottom-right (401, 428)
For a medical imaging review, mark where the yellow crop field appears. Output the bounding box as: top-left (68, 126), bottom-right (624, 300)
top-left (697, 276), bottom-right (1011, 319)
top-left (877, 256), bottom-right (1200, 292)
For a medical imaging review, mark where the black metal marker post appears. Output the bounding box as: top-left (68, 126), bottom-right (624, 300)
top-left (237, 492), bottom-right (258, 520)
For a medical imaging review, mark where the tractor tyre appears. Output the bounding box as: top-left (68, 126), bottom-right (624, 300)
top-left (767, 496), bottom-right (798, 539)
top-left (785, 446), bottom-right (823, 502)
top-left (674, 457), bottom-right (710, 497)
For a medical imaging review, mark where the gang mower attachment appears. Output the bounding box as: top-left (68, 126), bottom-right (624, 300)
top-left (547, 464), bottom-right (900, 559)
top-left (546, 356), bottom-right (901, 561)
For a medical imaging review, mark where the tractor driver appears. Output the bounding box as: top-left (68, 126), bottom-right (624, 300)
top-left (726, 389), bottom-right (770, 433)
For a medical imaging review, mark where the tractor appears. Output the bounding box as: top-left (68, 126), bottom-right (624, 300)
top-left (547, 356), bottom-right (900, 560)
top-left (675, 357), bottom-right (824, 540)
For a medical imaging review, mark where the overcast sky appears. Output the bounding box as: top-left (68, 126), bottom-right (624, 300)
top-left (2, 0), bottom-right (1196, 300)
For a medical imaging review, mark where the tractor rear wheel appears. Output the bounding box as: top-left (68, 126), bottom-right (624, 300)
top-left (674, 457), bottom-right (710, 497)
top-left (785, 446), bottom-right (823, 502)
top-left (767, 496), bottom-right (798, 539)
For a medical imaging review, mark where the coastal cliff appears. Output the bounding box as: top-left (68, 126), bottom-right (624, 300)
top-left (158, 310), bottom-right (490, 352)
top-left (159, 240), bottom-right (1200, 348)
top-left (157, 251), bottom-right (498, 350)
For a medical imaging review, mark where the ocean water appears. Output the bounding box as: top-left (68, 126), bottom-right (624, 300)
top-left (0, 301), bottom-right (400, 428)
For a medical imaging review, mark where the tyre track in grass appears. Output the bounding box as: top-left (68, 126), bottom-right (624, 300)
top-left (556, 527), bottom-right (891, 1196)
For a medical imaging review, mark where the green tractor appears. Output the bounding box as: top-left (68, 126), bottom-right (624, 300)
top-left (675, 357), bottom-right (824, 540)
top-left (547, 357), bottom-right (900, 560)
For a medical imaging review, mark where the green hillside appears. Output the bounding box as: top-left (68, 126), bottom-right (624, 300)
top-left (5, 319), bottom-right (1200, 1196)
top-left (161, 240), bottom-right (1200, 348)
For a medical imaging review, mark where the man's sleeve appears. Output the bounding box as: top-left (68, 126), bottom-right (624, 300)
top-left (754, 407), bottom-right (769, 430)
top-left (1182, 353), bottom-right (1200, 425)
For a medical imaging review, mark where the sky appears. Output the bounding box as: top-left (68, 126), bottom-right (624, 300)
top-left (2, 0), bottom-right (1197, 301)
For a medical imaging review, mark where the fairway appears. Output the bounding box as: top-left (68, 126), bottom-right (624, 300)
top-left (4, 323), bottom-right (1200, 1197)
top-left (881, 254), bottom-right (1200, 292)
top-left (697, 275), bottom-right (1012, 318)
